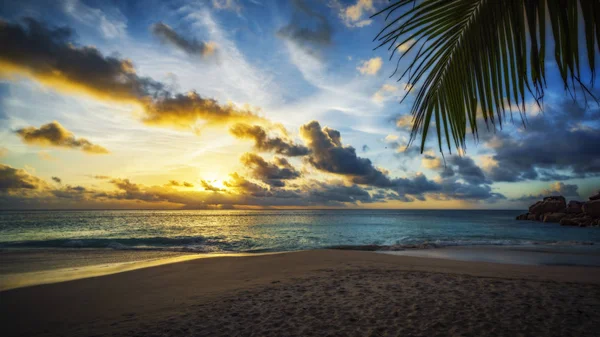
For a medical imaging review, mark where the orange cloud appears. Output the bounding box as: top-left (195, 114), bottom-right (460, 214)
top-left (0, 19), bottom-right (261, 133)
top-left (16, 121), bottom-right (109, 154)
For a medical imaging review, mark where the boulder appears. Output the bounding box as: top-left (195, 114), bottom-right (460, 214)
top-left (528, 196), bottom-right (566, 215)
top-left (516, 213), bottom-right (529, 220)
top-left (560, 218), bottom-right (580, 227)
top-left (590, 192), bottom-right (600, 201)
top-left (543, 213), bottom-right (567, 223)
top-left (583, 200), bottom-right (600, 218)
top-left (565, 200), bottom-right (584, 214)
top-left (560, 216), bottom-right (594, 227)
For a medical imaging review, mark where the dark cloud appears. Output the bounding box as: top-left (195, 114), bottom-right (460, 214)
top-left (0, 166), bottom-right (382, 209)
top-left (51, 185), bottom-right (87, 199)
top-left (305, 181), bottom-right (377, 204)
top-left (230, 123), bottom-right (309, 156)
top-left (0, 18), bottom-right (160, 101)
top-left (276, 0), bottom-right (332, 53)
top-left (0, 19), bottom-right (259, 131)
top-left (300, 121), bottom-right (395, 187)
top-left (446, 156), bottom-right (489, 185)
top-left (223, 172), bottom-right (272, 197)
top-left (241, 153), bottom-right (301, 187)
top-left (0, 164), bottom-right (46, 190)
top-left (484, 100), bottom-right (600, 182)
top-left (362, 145), bottom-right (369, 152)
top-left (151, 22), bottom-right (216, 57)
top-left (299, 121), bottom-right (502, 201)
top-left (514, 182), bottom-right (581, 202)
top-left (51, 176), bottom-right (61, 183)
top-left (16, 121), bottom-right (109, 154)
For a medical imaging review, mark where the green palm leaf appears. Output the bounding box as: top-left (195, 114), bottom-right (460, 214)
top-left (373, 0), bottom-right (600, 153)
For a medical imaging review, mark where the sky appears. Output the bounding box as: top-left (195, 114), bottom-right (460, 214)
top-left (0, 0), bottom-right (599, 210)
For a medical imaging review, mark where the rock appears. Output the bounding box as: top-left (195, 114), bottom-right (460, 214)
top-left (516, 213), bottom-right (529, 220)
top-left (543, 213), bottom-right (567, 223)
top-left (583, 200), bottom-right (600, 218)
top-left (528, 196), bottom-right (566, 215)
top-left (590, 192), bottom-right (600, 201)
top-left (561, 216), bottom-right (594, 227)
top-left (566, 200), bottom-right (584, 214)
top-left (560, 218), bottom-right (580, 227)
top-left (527, 213), bottom-right (538, 221)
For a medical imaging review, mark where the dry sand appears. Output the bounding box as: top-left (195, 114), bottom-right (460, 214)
top-left (2, 249), bottom-right (600, 337)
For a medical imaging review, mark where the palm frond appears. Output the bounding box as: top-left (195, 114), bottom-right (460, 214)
top-left (373, 0), bottom-right (600, 153)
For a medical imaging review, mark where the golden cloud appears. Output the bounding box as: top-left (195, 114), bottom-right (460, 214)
top-left (0, 19), bottom-right (261, 133)
top-left (16, 121), bottom-right (109, 154)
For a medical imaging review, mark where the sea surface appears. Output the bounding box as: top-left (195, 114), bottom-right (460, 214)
top-left (1, 209), bottom-right (600, 253)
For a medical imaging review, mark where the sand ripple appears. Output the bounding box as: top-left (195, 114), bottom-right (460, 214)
top-left (125, 269), bottom-right (600, 337)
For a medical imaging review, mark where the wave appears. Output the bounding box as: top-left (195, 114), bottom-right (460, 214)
top-left (328, 239), bottom-right (595, 251)
top-left (0, 236), bottom-right (244, 253)
top-left (0, 236), bottom-right (595, 253)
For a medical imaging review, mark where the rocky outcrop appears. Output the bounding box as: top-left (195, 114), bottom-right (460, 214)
top-left (590, 191), bottom-right (600, 201)
top-left (583, 200), bottom-right (600, 218)
top-left (543, 213), bottom-right (567, 223)
top-left (566, 200), bottom-right (584, 214)
top-left (528, 196), bottom-right (566, 214)
top-left (516, 194), bottom-right (600, 228)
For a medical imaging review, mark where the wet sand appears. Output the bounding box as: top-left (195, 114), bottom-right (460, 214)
top-left (2, 249), bottom-right (600, 337)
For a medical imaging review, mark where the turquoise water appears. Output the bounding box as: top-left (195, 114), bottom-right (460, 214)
top-left (1, 210), bottom-right (599, 252)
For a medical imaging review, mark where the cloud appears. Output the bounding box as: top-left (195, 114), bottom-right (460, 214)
top-left (1, 165), bottom-right (381, 209)
top-left (223, 172), bottom-right (271, 197)
top-left (0, 19), bottom-right (260, 132)
top-left (200, 180), bottom-right (224, 192)
top-left (277, 0), bottom-right (332, 55)
top-left (384, 134), bottom-right (398, 142)
top-left (300, 121), bottom-right (504, 202)
top-left (395, 114), bottom-right (413, 130)
top-left (304, 180), bottom-right (378, 204)
top-left (445, 156), bottom-right (489, 185)
top-left (514, 182), bottom-right (581, 202)
top-left (230, 123), bottom-right (309, 156)
top-left (0, 19), bottom-right (157, 102)
top-left (16, 121), bottom-right (109, 154)
top-left (0, 164), bottom-right (47, 190)
top-left (422, 155), bottom-right (442, 170)
top-left (0, 147), bottom-right (8, 158)
top-left (241, 153), bottom-right (301, 187)
top-left (330, 0), bottom-right (379, 28)
top-left (357, 57), bottom-right (382, 75)
top-left (62, 0), bottom-right (127, 39)
top-left (151, 22), bottom-right (216, 57)
top-left (300, 121), bottom-right (391, 186)
top-left (212, 0), bottom-right (242, 13)
top-left (372, 84), bottom-right (397, 103)
top-left (51, 176), bottom-right (62, 183)
top-left (299, 121), bottom-right (436, 198)
top-left (168, 180), bottom-right (194, 188)
top-left (141, 92), bottom-right (263, 130)
top-left (396, 39), bottom-right (416, 52)
top-left (483, 100), bottom-right (600, 182)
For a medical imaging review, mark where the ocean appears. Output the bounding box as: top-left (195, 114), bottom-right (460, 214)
top-left (2, 209), bottom-right (600, 253)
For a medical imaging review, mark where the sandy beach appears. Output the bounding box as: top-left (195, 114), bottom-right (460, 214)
top-left (1, 249), bottom-right (600, 337)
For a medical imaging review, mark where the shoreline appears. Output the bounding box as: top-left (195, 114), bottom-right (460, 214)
top-left (2, 244), bottom-right (600, 291)
top-left (2, 249), bottom-right (600, 337)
